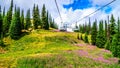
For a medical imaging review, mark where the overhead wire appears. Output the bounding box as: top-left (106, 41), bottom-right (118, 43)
top-left (54, 0), bottom-right (116, 24)
top-left (75, 0), bottom-right (116, 23)
top-left (54, 0), bottom-right (63, 23)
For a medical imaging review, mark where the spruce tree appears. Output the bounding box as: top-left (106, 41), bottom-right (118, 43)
top-left (44, 11), bottom-right (49, 30)
top-left (80, 34), bottom-right (83, 40)
top-left (105, 20), bottom-right (107, 37)
top-left (0, 6), bottom-right (3, 45)
top-left (88, 18), bottom-right (91, 34)
top-left (111, 17), bottom-right (120, 57)
top-left (110, 14), bottom-right (116, 43)
top-left (49, 15), bottom-right (53, 28)
top-left (79, 25), bottom-right (83, 33)
top-left (77, 33), bottom-right (80, 40)
top-left (3, 15), bottom-right (9, 36)
top-left (33, 4), bottom-right (41, 29)
top-left (82, 24), bottom-right (85, 33)
top-left (96, 21), bottom-right (106, 48)
top-left (84, 33), bottom-right (88, 43)
top-left (41, 4), bottom-right (46, 29)
top-left (25, 9), bottom-right (31, 30)
top-left (9, 7), bottom-right (22, 39)
top-left (21, 10), bottom-right (24, 30)
top-left (6, 0), bottom-right (13, 33)
top-left (50, 19), bottom-right (58, 29)
top-left (3, 7), bottom-right (5, 18)
top-left (91, 20), bottom-right (97, 45)
top-left (0, 5), bottom-right (3, 38)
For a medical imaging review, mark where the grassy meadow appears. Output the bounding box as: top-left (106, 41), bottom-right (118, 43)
top-left (0, 29), bottom-right (120, 68)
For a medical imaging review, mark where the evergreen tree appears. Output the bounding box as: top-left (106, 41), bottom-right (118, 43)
top-left (44, 11), bottom-right (49, 30)
top-left (41, 4), bottom-right (46, 29)
top-left (105, 20), bottom-right (107, 39)
top-left (0, 5), bottom-right (3, 37)
top-left (3, 15), bottom-right (9, 36)
top-left (25, 9), bottom-right (31, 30)
top-left (9, 7), bottom-right (21, 39)
top-left (82, 24), bottom-right (85, 33)
top-left (49, 15), bottom-right (53, 28)
top-left (107, 16), bottom-right (110, 39)
top-left (33, 4), bottom-right (41, 29)
top-left (91, 20), bottom-right (97, 45)
top-left (3, 7), bottom-right (5, 18)
top-left (6, 0), bottom-right (13, 33)
top-left (84, 22), bottom-right (87, 33)
top-left (51, 19), bottom-right (58, 29)
top-left (0, 8), bottom-right (3, 45)
top-left (96, 21), bottom-right (106, 48)
top-left (88, 18), bottom-right (91, 34)
top-left (111, 17), bottom-right (120, 57)
top-left (77, 33), bottom-right (80, 40)
top-left (110, 14), bottom-right (116, 43)
top-left (84, 33), bottom-right (88, 43)
top-left (80, 34), bottom-right (83, 40)
top-left (79, 25), bottom-right (83, 33)
top-left (21, 10), bottom-right (24, 30)
top-left (105, 40), bottom-right (111, 50)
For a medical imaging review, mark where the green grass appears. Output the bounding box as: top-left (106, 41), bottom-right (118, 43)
top-left (0, 30), bottom-right (120, 68)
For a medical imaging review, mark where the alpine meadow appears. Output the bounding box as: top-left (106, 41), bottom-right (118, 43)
top-left (0, 0), bottom-right (120, 68)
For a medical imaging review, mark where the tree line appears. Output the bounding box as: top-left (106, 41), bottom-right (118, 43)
top-left (78, 14), bottom-right (120, 59)
top-left (0, 0), bottom-right (58, 45)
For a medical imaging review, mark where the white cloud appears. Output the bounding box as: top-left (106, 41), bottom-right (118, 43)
top-left (0, 0), bottom-right (120, 27)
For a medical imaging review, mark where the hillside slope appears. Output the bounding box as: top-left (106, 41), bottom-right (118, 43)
top-left (0, 30), bottom-right (120, 68)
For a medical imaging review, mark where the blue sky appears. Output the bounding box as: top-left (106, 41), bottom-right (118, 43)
top-left (0, 0), bottom-right (120, 26)
top-left (63, 0), bottom-right (112, 13)
top-left (63, 0), bottom-right (92, 10)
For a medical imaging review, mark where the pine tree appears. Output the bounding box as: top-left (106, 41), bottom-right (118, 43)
top-left (77, 33), bottom-right (80, 40)
top-left (0, 7), bottom-right (3, 45)
top-left (110, 14), bottom-right (116, 43)
top-left (79, 25), bottom-right (83, 33)
top-left (3, 7), bottom-right (5, 18)
top-left (33, 4), bottom-right (41, 29)
top-left (91, 20), bottom-right (97, 45)
top-left (0, 5), bottom-right (3, 38)
top-left (49, 15), bottom-right (53, 28)
top-left (44, 11), bottom-right (49, 30)
top-left (41, 4), bottom-right (46, 29)
top-left (6, 0), bottom-right (13, 33)
top-left (105, 20), bottom-right (107, 39)
top-left (25, 9), bottom-right (31, 30)
top-left (107, 16), bottom-right (110, 39)
top-left (9, 7), bottom-right (22, 39)
top-left (84, 33), bottom-right (88, 43)
top-left (50, 19), bottom-right (58, 29)
top-left (0, 5), bottom-right (2, 33)
top-left (80, 34), bottom-right (83, 40)
top-left (88, 18), bottom-right (91, 34)
top-left (21, 10), bottom-right (24, 29)
top-left (3, 15), bottom-right (9, 36)
top-left (111, 17), bottom-right (120, 57)
top-left (96, 21), bottom-right (106, 48)
top-left (82, 24), bottom-right (85, 33)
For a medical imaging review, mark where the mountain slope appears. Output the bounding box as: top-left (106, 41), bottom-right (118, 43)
top-left (0, 30), bottom-right (120, 68)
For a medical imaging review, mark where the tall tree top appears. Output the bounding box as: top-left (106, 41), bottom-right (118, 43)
top-left (0, 5), bottom-right (1, 14)
top-left (10, 0), bottom-right (13, 9)
top-left (42, 4), bottom-right (46, 16)
top-left (110, 14), bottom-right (115, 23)
top-left (118, 17), bottom-right (120, 33)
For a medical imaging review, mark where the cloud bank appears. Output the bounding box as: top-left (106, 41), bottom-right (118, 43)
top-left (0, 0), bottom-right (120, 27)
